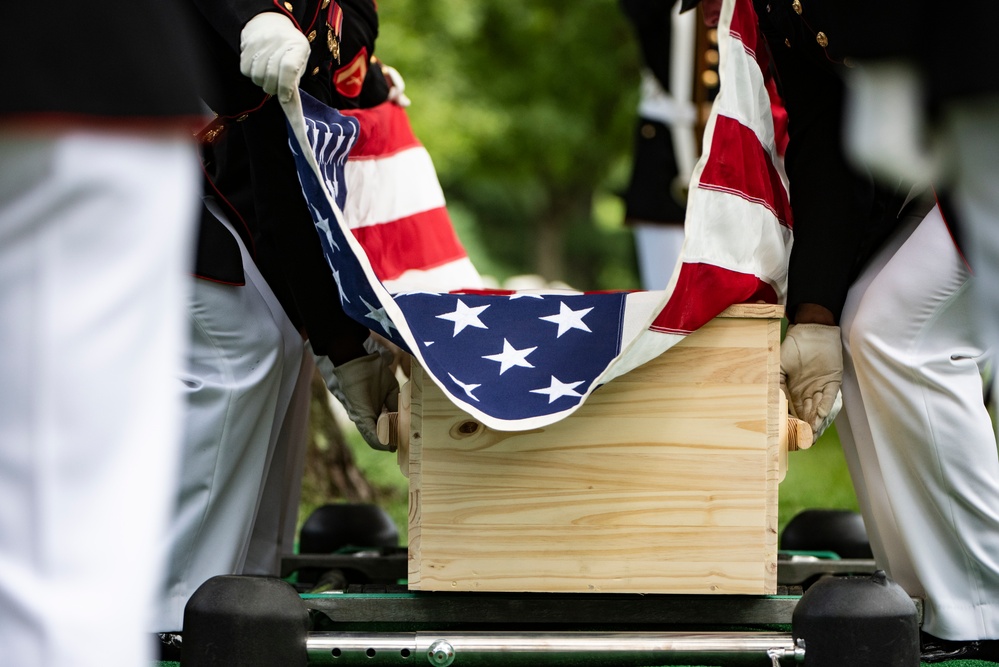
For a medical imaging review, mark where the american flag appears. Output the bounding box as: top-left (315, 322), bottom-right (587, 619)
top-left (282, 0), bottom-right (790, 431)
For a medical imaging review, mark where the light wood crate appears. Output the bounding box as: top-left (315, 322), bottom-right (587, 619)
top-left (406, 303), bottom-right (788, 595)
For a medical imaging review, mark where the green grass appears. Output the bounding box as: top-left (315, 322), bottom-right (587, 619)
top-left (344, 429), bottom-right (411, 546)
top-left (778, 423), bottom-right (859, 536)
top-left (295, 428), bottom-right (410, 550)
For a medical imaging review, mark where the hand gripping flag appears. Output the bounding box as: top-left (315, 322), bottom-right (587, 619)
top-left (280, 0), bottom-right (791, 432)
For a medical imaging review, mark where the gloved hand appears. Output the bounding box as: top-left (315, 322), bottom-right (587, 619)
top-left (316, 348), bottom-right (400, 451)
top-left (781, 323), bottom-right (843, 444)
top-left (239, 12), bottom-right (310, 103)
top-left (379, 62), bottom-right (411, 108)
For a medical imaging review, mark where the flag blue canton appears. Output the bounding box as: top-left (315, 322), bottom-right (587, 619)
top-left (396, 292), bottom-right (625, 420)
top-left (287, 90), bottom-right (628, 423)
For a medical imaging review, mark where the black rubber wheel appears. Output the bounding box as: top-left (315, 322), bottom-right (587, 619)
top-left (781, 508), bottom-right (873, 559)
top-left (182, 574), bottom-right (308, 666)
top-left (298, 502), bottom-right (399, 554)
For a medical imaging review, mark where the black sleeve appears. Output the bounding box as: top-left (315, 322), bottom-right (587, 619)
top-left (1, 0), bottom-right (206, 119)
top-left (188, 0), bottom-right (297, 52)
top-left (756, 8), bottom-right (870, 323)
top-left (620, 0), bottom-right (679, 91)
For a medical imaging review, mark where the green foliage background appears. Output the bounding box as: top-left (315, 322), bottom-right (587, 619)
top-left (375, 0), bottom-right (643, 289)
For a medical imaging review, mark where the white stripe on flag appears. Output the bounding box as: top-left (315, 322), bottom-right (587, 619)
top-left (343, 146), bottom-right (447, 229)
top-left (381, 258), bottom-right (483, 293)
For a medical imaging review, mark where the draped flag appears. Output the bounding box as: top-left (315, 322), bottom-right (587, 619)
top-left (336, 102), bottom-right (484, 294)
top-left (281, 0), bottom-right (791, 432)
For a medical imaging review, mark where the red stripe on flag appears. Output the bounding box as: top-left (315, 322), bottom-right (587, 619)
top-left (766, 74), bottom-right (789, 157)
top-left (340, 102), bottom-right (421, 159)
top-left (451, 288), bottom-right (517, 296)
top-left (698, 115), bottom-right (793, 228)
top-left (350, 208), bottom-right (468, 281)
top-left (728, 0), bottom-right (761, 55)
top-left (651, 263), bottom-right (778, 334)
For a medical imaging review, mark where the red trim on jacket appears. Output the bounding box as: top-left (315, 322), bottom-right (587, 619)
top-left (0, 112), bottom-right (208, 134)
top-left (935, 190), bottom-right (972, 273)
top-left (271, 0), bottom-right (302, 30)
top-left (198, 156), bottom-right (258, 264)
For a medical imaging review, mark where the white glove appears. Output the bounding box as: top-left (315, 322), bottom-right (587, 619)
top-left (239, 12), bottom-right (310, 103)
top-left (316, 350), bottom-right (400, 451)
top-left (380, 63), bottom-right (411, 108)
top-left (781, 323), bottom-right (843, 444)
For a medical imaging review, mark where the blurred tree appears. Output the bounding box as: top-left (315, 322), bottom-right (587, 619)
top-left (302, 371), bottom-right (375, 505)
top-left (376, 0), bottom-right (644, 289)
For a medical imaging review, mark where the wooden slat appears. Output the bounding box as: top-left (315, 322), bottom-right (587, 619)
top-left (409, 309), bottom-right (782, 594)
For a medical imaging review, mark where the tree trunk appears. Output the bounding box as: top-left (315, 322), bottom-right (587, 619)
top-left (534, 211), bottom-right (564, 282)
top-left (303, 370), bottom-right (375, 503)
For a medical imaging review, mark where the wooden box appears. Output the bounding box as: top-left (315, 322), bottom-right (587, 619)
top-left (406, 304), bottom-right (788, 595)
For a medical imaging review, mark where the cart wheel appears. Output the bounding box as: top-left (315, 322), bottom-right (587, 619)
top-left (182, 575), bottom-right (308, 666)
top-left (298, 503), bottom-right (399, 554)
top-left (792, 570), bottom-right (918, 666)
top-left (781, 508), bottom-right (873, 559)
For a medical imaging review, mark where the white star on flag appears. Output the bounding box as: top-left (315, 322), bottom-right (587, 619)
top-left (482, 338), bottom-right (537, 375)
top-left (448, 373), bottom-right (481, 401)
top-left (539, 302), bottom-right (593, 338)
top-left (530, 376), bottom-right (585, 404)
top-left (361, 296), bottom-right (397, 336)
top-left (311, 205), bottom-right (339, 252)
top-left (332, 267), bottom-right (349, 304)
top-left (437, 299), bottom-right (490, 336)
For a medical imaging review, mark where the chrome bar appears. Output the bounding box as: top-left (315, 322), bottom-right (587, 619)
top-left (307, 630), bottom-right (804, 665)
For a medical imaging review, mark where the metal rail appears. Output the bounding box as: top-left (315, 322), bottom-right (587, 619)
top-left (307, 630), bottom-right (804, 666)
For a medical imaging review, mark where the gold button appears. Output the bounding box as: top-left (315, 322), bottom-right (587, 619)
top-left (792, 0), bottom-right (802, 14)
top-left (202, 126), bottom-right (222, 143)
top-left (283, 2), bottom-right (293, 10)
top-left (816, 31), bottom-right (829, 47)
top-left (640, 123), bottom-right (656, 139)
top-left (307, 29), bottom-right (316, 42)
top-left (311, 66), bottom-right (320, 76)
top-left (784, 38), bottom-right (791, 48)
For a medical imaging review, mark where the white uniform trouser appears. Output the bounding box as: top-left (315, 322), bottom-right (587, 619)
top-left (837, 203), bottom-right (999, 640)
top-left (155, 213), bottom-right (312, 632)
top-left (946, 96), bottom-right (999, 409)
top-left (0, 130), bottom-right (199, 667)
top-left (633, 222), bottom-right (686, 290)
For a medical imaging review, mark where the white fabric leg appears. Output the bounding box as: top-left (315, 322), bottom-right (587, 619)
top-left (632, 222), bottom-right (685, 290)
top-left (155, 214), bottom-right (306, 632)
top-left (0, 131), bottom-right (199, 667)
top-left (837, 204), bottom-right (999, 640)
top-left (242, 349), bottom-right (314, 577)
top-left (945, 96), bottom-right (999, 381)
